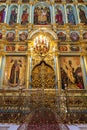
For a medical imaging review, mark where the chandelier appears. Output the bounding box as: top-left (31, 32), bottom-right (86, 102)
top-left (34, 35), bottom-right (50, 56)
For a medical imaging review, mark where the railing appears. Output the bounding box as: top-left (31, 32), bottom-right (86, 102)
top-left (0, 89), bottom-right (87, 124)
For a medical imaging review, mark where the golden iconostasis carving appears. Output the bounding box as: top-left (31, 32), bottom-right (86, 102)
top-left (31, 61), bottom-right (55, 89)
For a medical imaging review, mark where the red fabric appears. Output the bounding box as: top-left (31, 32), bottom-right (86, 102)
top-left (17, 109), bottom-right (70, 130)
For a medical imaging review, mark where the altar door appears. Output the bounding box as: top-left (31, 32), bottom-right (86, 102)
top-left (31, 61), bottom-right (55, 89)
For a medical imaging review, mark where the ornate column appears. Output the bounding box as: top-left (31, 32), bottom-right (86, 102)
top-left (27, 42), bottom-right (33, 89)
top-left (52, 3), bottom-right (55, 24)
top-left (17, 4), bottom-right (21, 23)
top-left (66, 26), bottom-right (70, 41)
top-left (26, 53), bottom-right (30, 89)
top-left (4, 4), bottom-right (9, 23)
top-left (15, 26), bottom-right (19, 41)
top-left (79, 26), bottom-right (83, 40)
top-left (76, 4), bottom-right (80, 24)
top-left (64, 4), bottom-right (68, 24)
top-left (2, 26), bottom-right (6, 40)
top-left (30, 3), bottom-right (33, 24)
top-left (80, 51), bottom-right (87, 88)
top-left (0, 53), bottom-right (6, 88)
top-left (56, 55), bottom-right (61, 95)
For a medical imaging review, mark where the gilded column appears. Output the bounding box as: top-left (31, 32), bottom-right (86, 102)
top-left (0, 55), bottom-right (6, 88)
top-left (56, 55), bottom-right (61, 95)
top-left (26, 55), bottom-right (30, 89)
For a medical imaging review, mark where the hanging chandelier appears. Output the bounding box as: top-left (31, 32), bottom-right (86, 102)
top-left (34, 35), bottom-right (50, 56)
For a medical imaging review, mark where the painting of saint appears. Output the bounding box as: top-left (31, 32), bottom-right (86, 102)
top-left (83, 32), bottom-right (87, 39)
top-left (19, 32), bottom-right (28, 41)
top-left (3, 56), bottom-right (26, 88)
top-left (34, 6), bottom-right (51, 25)
top-left (6, 32), bottom-right (15, 42)
top-left (67, 7), bottom-right (76, 25)
top-left (79, 8), bottom-right (87, 24)
top-left (60, 56), bottom-right (84, 89)
top-left (70, 32), bottom-right (79, 41)
top-left (57, 32), bottom-right (66, 41)
top-left (9, 7), bottom-right (17, 25)
top-left (0, 7), bottom-right (6, 23)
top-left (9, 59), bottom-right (21, 86)
top-left (21, 8), bottom-right (29, 25)
top-left (55, 8), bottom-right (64, 25)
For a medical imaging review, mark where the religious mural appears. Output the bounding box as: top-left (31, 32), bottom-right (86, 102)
top-left (66, 6), bottom-right (76, 25)
top-left (70, 46), bottom-right (80, 51)
top-left (55, 6), bottom-right (64, 25)
top-left (78, 6), bottom-right (87, 24)
top-left (0, 6), bottom-right (6, 23)
top-left (3, 56), bottom-right (26, 88)
top-left (6, 45), bottom-right (15, 52)
top-left (60, 56), bottom-right (84, 90)
top-left (57, 32), bottom-right (66, 41)
top-left (5, 45), bottom-right (27, 52)
top-left (58, 45), bottom-right (80, 52)
top-left (21, 6), bottom-right (29, 25)
top-left (19, 32), bottom-right (28, 41)
top-left (34, 5), bottom-right (51, 25)
top-left (6, 32), bottom-right (15, 42)
top-left (70, 32), bottom-right (79, 42)
top-left (9, 6), bottom-right (18, 25)
top-left (58, 45), bottom-right (68, 52)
